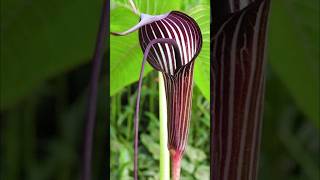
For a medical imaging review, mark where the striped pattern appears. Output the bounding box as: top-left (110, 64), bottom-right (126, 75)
top-left (139, 11), bottom-right (202, 75)
top-left (229, 0), bottom-right (254, 12)
top-left (112, 10), bottom-right (202, 179)
top-left (211, 0), bottom-right (270, 180)
top-left (133, 38), bottom-right (183, 180)
top-left (163, 61), bottom-right (195, 153)
top-left (138, 11), bottom-right (202, 156)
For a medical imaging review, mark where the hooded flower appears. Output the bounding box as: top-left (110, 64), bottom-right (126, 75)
top-left (112, 10), bottom-right (202, 180)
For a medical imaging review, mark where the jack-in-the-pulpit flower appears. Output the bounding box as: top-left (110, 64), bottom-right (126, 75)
top-left (112, 10), bottom-right (202, 180)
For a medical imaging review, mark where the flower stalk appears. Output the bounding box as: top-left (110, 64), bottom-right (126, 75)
top-left (159, 72), bottom-right (170, 180)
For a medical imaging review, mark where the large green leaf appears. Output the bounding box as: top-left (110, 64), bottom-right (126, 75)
top-left (110, 0), bottom-right (211, 99)
top-left (269, 0), bottom-right (320, 127)
top-left (187, 5), bottom-right (210, 101)
top-left (110, 0), bottom-right (184, 96)
top-left (1, 0), bottom-right (102, 109)
top-left (111, 0), bottom-right (183, 14)
top-left (110, 7), bottom-right (152, 96)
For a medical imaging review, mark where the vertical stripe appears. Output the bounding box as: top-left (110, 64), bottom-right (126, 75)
top-left (223, 11), bottom-right (247, 180)
top-left (155, 22), bottom-right (174, 75)
top-left (236, 2), bottom-right (265, 179)
top-left (211, 0), bottom-right (270, 180)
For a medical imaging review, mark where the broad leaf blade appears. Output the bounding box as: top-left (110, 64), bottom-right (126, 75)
top-left (110, 1), bottom-right (210, 98)
top-left (110, 7), bottom-right (153, 96)
top-left (187, 5), bottom-right (210, 101)
top-left (111, 0), bottom-right (182, 14)
top-left (1, 0), bottom-right (102, 109)
top-left (268, 0), bottom-right (320, 127)
top-left (110, 0), bottom-right (184, 96)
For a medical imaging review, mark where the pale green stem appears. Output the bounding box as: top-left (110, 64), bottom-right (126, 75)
top-left (159, 72), bottom-right (170, 180)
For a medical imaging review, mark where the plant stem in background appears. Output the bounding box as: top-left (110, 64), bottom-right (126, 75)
top-left (159, 72), bottom-right (170, 180)
top-left (81, 0), bottom-right (108, 180)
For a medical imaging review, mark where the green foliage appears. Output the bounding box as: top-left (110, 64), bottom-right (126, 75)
top-left (111, 0), bottom-right (183, 14)
top-left (110, 0), bottom-right (210, 100)
top-left (259, 71), bottom-right (320, 180)
top-left (187, 5), bottom-right (210, 100)
top-left (110, 0), bottom-right (185, 96)
top-left (110, 7), bottom-right (153, 96)
top-left (269, 0), bottom-right (320, 127)
top-left (0, 0), bottom-right (102, 110)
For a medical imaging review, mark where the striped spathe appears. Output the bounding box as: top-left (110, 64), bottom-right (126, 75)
top-left (112, 10), bottom-right (202, 180)
top-left (138, 11), bottom-right (202, 156)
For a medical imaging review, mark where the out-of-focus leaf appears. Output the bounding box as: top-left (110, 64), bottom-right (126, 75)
top-left (0, 0), bottom-right (102, 109)
top-left (119, 147), bottom-right (131, 179)
top-left (141, 134), bottom-right (160, 160)
top-left (187, 5), bottom-right (210, 101)
top-left (185, 145), bottom-right (206, 163)
top-left (110, 0), bottom-right (183, 96)
top-left (181, 159), bottom-right (195, 174)
top-left (194, 165), bottom-right (210, 180)
top-left (269, 0), bottom-right (320, 127)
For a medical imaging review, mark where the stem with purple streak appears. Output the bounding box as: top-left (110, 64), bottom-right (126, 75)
top-left (81, 0), bottom-right (108, 180)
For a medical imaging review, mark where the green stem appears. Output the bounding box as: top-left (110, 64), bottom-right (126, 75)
top-left (159, 72), bottom-right (170, 180)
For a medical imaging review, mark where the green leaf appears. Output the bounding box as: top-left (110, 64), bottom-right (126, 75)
top-left (0, 0), bottom-right (102, 110)
top-left (194, 165), bottom-right (210, 180)
top-left (141, 134), bottom-right (160, 160)
top-left (269, 0), bottom-right (320, 127)
top-left (187, 5), bottom-right (210, 101)
top-left (110, 7), bottom-right (152, 96)
top-left (110, 1), bottom-right (210, 99)
top-left (110, 0), bottom-right (183, 96)
top-left (185, 146), bottom-right (207, 163)
top-left (111, 0), bottom-right (183, 14)
top-left (181, 159), bottom-right (195, 174)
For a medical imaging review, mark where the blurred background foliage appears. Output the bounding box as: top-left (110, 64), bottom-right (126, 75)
top-left (0, 0), bottom-right (319, 179)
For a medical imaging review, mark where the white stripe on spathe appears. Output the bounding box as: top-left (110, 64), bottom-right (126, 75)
top-left (155, 21), bottom-right (174, 75)
top-left (159, 20), bottom-right (177, 70)
top-left (171, 15), bottom-right (192, 63)
top-left (161, 19), bottom-right (184, 69)
top-left (145, 25), bottom-right (164, 71)
top-left (150, 24), bottom-right (169, 74)
top-left (167, 18), bottom-right (188, 65)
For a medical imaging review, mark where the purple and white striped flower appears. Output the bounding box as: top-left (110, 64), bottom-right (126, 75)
top-left (112, 10), bottom-right (202, 180)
